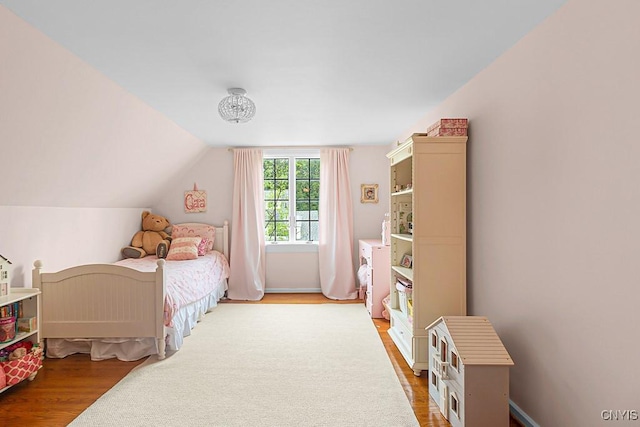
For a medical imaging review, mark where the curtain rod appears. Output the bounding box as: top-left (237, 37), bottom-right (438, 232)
top-left (227, 146), bottom-right (354, 152)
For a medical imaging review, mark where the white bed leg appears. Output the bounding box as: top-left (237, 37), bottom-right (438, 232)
top-left (157, 339), bottom-right (166, 360)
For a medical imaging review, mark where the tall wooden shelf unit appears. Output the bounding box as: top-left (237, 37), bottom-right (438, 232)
top-left (386, 134), bottom-right (468, 376)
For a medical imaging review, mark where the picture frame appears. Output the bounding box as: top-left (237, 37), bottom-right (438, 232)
top-left (361, 184), bottom-right (379, 203)
top-left (400, 253), bottom-right (413, 268)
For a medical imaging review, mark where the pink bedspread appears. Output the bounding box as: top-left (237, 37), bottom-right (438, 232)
top-left (115, 252), bottom-right (230, 327)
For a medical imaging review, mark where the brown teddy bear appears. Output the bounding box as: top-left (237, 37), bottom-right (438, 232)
top-left (121, 211), bottom-right (172, 259)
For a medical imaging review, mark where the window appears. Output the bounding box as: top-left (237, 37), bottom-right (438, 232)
top-left (431, 331), bottom-right (438, 348)
top-left (440, 338), bottom-right (448, 363)
top-left (263, 154), bottom-right (320, 243)
top-left (431, 371), bottom-right (438, 390)
top-left (451, 393), bottom-right (459, 417)
top-left (451, 351), bottom-right (459, 371)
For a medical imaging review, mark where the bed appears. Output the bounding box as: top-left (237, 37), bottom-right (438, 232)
top-left (32, 221), bottom-right (230, 361)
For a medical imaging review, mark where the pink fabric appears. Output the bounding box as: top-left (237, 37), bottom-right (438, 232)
top-left (166, 237), bottom-right (201, 260)
top-left (228, 149), bottom-right (266, 300)
top-left (197, 238), bottom-right (209, 256)
top-left (116, 252), bottom-right (230, 326)
top-left (319, 148), bottom-right (357, 299)
top-left (172, 223), bottom-right (216, 251)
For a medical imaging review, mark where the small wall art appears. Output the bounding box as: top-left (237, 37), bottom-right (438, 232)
top-left (361, 184), bottom-right (379, 204)
top-left (184, 183), bottom-right (207, 213)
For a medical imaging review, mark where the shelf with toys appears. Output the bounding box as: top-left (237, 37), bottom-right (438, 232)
top-left (386, 133), bottom-right (468, 376)
top-left (0, 288), bottom-right (43, 393)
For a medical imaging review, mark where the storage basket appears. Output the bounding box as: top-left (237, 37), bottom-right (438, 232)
top-left (396, 281), bottom-right (413, 316)
top-left (0, 316), bottom-right (16, 343)
top-left (1, 348), bottom-right (43, 386)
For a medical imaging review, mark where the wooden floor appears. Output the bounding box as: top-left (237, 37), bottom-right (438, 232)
top-left (0, 293), bottom-right (521, 426)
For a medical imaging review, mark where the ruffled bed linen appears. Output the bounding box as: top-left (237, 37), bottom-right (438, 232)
top-left (46, 252), bottom-right (229, 361)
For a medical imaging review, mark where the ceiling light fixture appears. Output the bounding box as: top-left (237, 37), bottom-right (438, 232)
top-left (218, 88), bottom-right (256, 124)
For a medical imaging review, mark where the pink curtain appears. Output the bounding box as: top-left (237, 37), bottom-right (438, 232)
top-left (319, 148), bottom-right (357, 300)
top-left (228, 149), bottom-right (265, 300)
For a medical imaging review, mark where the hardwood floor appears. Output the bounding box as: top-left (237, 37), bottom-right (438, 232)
top-left (0, 293), bottom-right (520, 426)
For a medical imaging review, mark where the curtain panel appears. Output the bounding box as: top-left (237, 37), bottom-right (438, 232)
top-left (228, 148), bottom-right (266, 300)
top-left (319, 148), bottom-right (357, 300)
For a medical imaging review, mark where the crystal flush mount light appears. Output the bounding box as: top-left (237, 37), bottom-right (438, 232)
top-left (218, 88), bottom-right (256, 123)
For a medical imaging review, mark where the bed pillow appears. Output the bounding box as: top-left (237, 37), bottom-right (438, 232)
top-left (197, 238), bottom-right (209, 256)
top-left (172, 223), bottom-right (216, 252)
top-left (166, 237), bottom-right (202, 261)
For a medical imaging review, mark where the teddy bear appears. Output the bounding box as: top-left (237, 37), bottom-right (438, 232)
top-left (121, 211), bottom-right (172, 259)
top-left (8, 347), bottom-right (26, 361)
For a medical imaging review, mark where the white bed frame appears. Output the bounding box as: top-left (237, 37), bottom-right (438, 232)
top-left (32, 221), bottom-right (229, 360)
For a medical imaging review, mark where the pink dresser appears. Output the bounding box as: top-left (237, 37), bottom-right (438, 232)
top-left (359, 239), bottom-right (390, 318)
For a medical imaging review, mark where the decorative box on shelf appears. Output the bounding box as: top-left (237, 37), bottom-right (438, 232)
top-left (425, 118), bottom-right (468, 137)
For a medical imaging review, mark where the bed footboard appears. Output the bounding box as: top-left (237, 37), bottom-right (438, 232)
top-left (32, 259), bottom-right (167, 360)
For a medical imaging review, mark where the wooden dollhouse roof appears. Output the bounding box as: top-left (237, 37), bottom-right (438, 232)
top-left (427, 316), bottom-right (514, 366)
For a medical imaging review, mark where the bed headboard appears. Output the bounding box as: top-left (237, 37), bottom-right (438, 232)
top-left (173, 221), bottom-right (229, 260)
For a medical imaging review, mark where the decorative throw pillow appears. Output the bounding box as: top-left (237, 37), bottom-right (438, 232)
top-left (197, 238), bottom-right (209, 256)
top-left (166, 237), bottom-right (201, 261)
top-left (172, 223), bottom-right (216, 252)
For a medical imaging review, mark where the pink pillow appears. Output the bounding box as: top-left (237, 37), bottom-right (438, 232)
top-left (172, 223), bottom-right (216, 252)
top-left (166, 237), bottom-right (201, 261)
top-left (197, 238), bottom-right (209, 256)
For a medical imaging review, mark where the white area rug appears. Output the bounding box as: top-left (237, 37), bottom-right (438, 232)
top-left (70, 304), bottom-right (419, 426)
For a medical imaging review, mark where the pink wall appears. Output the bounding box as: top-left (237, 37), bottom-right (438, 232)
top-left (398, 1), bottom-right (640, 425)
top-left (0, 207), bottom-right (143, 287)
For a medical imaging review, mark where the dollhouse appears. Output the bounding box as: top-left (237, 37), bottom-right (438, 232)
top-left (427, 316), bottom-right (514, 427)
top-left (0, 255), bottom-right (11, 296)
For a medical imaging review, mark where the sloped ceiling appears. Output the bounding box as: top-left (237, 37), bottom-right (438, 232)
top-left (0, 0), bottom-right (566, 147)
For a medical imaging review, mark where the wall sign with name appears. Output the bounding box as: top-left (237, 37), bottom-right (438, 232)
top-left (184, 183), bottom-right (207, 213)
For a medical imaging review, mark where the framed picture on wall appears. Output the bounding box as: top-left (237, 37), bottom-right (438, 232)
top-left (361, 184), bottom-right (379, 203)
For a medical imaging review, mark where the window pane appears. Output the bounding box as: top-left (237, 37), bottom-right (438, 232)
top-left (274, 179), bottom-right (289, 200)
top-left (263, 159), bottom-right (275, 179)
top-left (296, 159), bottom-right (310, 179)
top-left (296, 181), bottom-right (311, 201)
top-left (310, 221), bottom-right (318, 241)
top-left (296, 221), bottom-right (309, 241)
top-left (275, 222), bottom-right (289, 241)
top-left (309, 180), bottom-right (320, 199)
top-left (296, 201), bottom-right (310, 213)
top-left (309, 159), bottom-right (320, 179)
top-left (275, 201), bottom-right (289, 220)
top-left (275, 158), bottom-right (289, 179)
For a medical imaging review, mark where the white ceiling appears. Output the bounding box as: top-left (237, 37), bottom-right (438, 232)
top-left (0, 0), bottom-right (566, 147)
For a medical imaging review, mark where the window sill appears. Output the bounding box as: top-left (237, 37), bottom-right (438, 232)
top-left (265, 242), bottom-right (319, 253)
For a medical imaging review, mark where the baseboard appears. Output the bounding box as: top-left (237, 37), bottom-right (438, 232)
top-left (510, 400), bottom-right (539, 427)
top-left (265, 288), bottom-right (322, 293)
